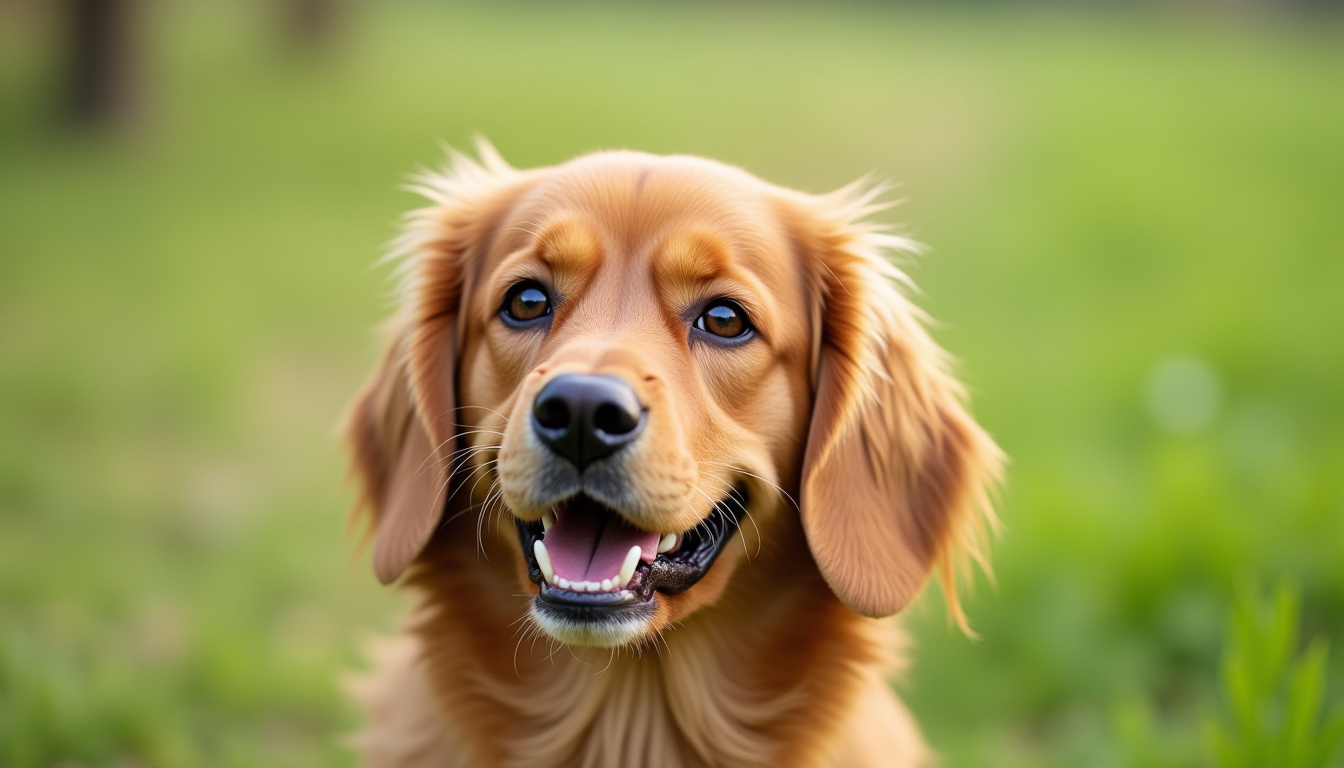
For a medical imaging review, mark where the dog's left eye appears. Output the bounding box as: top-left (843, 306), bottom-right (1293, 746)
top-left (694, 300), bottom-right (751, 339)
top-left (502, 281), bottom-right (552, 325)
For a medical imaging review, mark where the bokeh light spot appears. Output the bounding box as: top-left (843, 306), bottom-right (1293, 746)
top-left (1144, 355), bottom-right (1223, 434)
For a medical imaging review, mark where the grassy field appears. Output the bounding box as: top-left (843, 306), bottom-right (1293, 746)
top-left (1, 2), bottom-right (1342, 766)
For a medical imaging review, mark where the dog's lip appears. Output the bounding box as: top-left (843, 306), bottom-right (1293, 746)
top-left (516, 488), bottom-right (746, 608)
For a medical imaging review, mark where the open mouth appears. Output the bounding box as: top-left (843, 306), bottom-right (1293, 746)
top-left (516, 488), bottom-right (746, 616)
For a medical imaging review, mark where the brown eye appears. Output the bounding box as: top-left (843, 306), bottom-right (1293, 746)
top-left (695, 300), bottom-right (751, 339)
top-left (503, 281), bottom-right (551, 324)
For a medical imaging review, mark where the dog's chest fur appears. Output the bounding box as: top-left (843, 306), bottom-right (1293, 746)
top-left (352, 535), bottom-right (904, 768)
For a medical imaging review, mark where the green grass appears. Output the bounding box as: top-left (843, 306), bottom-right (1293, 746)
top-left (1207, 585), bottom-right (1344, 768)
top-left (1, 2), bottom-right (1342, 766)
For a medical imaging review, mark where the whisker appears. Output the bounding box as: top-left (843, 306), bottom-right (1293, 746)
top-left (704, 484), bottom-right (749, 560)
top-left (512, 610), bottom-right (547, 676)
top-left (597, 648), bottom-right (616, 676)
top-left (430, 443), bottom-right (497, 475)
top-left (697, 460), bottom-right (799, 512)
top-left (483, 480), bottom-right (510, 542)
top-left (699, 471), bottom-right (763, 560)
top-left (648, 626), bottom-right (672, 662)
top-left (442, 404), bottom-right (511, 423)
top-left (504, 224), bottom-right (542, 239)
top-left (419, 446), bottom-right (491, 536)
top-left (432, 451), bottom-right (495, 511)
top-left (434, 459), bottom-right (500, 531)
top-left (414, 430), bottom-right (501, 478)
top-left (414, 434), bottom-right (464, 478)
top-left (566, 644), bottom-right (593, 667)
top-left (436, 425), bottom-right (507, 437)
top-left (485, 480), bottom-right (509, 536)
top-left (475, 479), bottom-right (506, 560)
top-left (430, 443), bottom-right (499, 476)
top-left (690, 487), bottom-right (723, 551)
top-left (442, 448), bottom-right (501, 506)
top-left (460, 468), bottom-right (503, 558)
top-left (432, 440), bottom-right (498, 462)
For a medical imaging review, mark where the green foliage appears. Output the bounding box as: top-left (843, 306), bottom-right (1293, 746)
top-left (1208, 586), bottom-right (1344, 768)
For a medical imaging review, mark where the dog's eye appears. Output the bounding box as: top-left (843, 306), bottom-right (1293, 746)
top-left (695, 300), bottom-right (750, 339)
top-left (502, 281), bottom-right (552, 324)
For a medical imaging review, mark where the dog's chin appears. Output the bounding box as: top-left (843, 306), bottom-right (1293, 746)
top-left (516, 488), bottom-right (746, 648)
top-left (529, 599), bottom-right (657, 648)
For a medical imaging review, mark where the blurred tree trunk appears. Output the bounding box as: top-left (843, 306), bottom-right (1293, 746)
top-left (283, 0), bottom-right (341, 52)
top-left (64, 0), bottom-right (135, 126)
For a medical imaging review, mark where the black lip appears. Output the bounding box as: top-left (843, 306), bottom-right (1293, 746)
top-left (516, 487), bottom-right (747, 613)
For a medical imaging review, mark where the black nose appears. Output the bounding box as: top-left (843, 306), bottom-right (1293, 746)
top-left (531, 374), bottom-right (646, 469)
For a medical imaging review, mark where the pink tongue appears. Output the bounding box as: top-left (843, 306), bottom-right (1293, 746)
top-left (543, 500), bottom-right (661, 583)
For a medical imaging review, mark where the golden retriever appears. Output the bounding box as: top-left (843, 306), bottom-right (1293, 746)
top-left (343, 143), bottom-right (1001, 768)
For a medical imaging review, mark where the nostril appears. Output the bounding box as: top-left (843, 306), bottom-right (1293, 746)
top-left (593, 402), bottom-right (640, 436)
top-left (532, 374), bottom-right (645, 467)
top-left (534, 397), bottom-right (571, 431)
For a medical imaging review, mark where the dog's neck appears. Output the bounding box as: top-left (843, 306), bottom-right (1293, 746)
top-left (402, 517), bottom-right (897, 768)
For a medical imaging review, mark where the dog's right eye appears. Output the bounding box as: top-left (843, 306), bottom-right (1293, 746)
top-left (501, 281), bottom-right (552, 325)
top-left (694, 299), bottom-right (752, 341)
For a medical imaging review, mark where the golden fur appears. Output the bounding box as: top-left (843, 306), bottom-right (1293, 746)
top-left (343, 143), bottom-right (1001, 767)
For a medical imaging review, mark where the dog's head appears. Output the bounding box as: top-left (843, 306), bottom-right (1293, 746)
top-left (346, 145), bottom-right (1000, 648)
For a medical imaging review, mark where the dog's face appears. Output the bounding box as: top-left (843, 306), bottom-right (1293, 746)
top-left (461, 156), bottom-right (815, 645)
top-left (347, 148), bottom-right (999, 648)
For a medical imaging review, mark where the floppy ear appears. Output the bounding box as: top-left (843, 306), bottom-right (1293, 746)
top-left (795, 187), bottom-right (1002, 622)
top-left (344, 143), bottom-right (523, 584)
top-left (345, 323), bottom-right (449, 584)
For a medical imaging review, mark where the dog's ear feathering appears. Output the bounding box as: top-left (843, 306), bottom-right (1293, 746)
top-left (344, 142), bottom-right (523, 584)
top-left (792, 183), bottom-right (1003, 628)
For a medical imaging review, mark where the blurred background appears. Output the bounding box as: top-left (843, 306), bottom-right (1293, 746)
top-left (1, 1), bottom-right (1341, 766)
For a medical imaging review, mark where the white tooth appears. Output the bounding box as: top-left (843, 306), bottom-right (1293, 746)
top-left (542, 510), bottom-right (555, 532)
top-left (533, 541), bottom-right (556, 585)
top-left (657, 533), bottom-right (678, 554)
top-left (558, 577), bottom-right (570, 590)
top-left (581, 581), bottom-right (595, 592)
top-left (601, 579), bottom-right (613, 591)
top-left (618, 546), bottom-right (641, 588)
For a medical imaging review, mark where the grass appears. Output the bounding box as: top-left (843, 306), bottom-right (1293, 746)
top-left (1207, 585), bottom-right (1344, 768)
top-left (1, 2), bottom-right (1342, 765)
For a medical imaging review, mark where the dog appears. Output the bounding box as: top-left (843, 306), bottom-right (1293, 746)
top-left (343, 143), bottom-right (1001, 768)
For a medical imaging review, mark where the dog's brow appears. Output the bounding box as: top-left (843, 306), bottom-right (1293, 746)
top-left (649, 232), bottom-right (775, 337)
top-left (652, 232), bottom-right (733, 287)
top-left (535, 219), bottom-right (604, 282)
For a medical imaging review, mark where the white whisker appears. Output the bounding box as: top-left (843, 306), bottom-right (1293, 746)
top-left (442, 404), bottom-right (512, 422)
top-left (698, 460), bottom-right (799, 512)
top-left (699, 472), bottom-right (762, 560)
